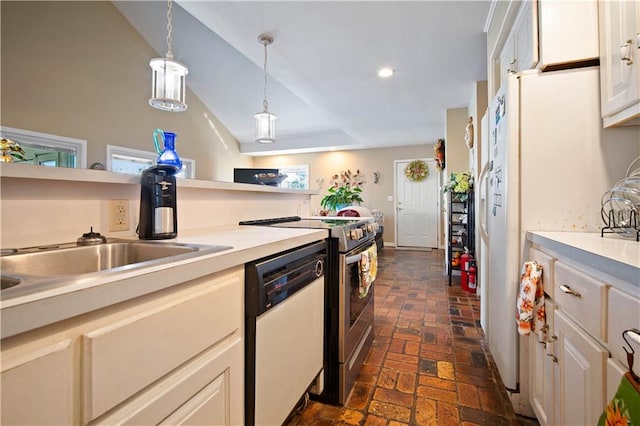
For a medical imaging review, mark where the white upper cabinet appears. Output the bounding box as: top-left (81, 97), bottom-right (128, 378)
top-left (599, 0), bottom-right (640, 127)
top-left (513, 0), bottom-right (539, 72)
top-left (496, 1), bottom-right (539, 92)
top-left (538, 0), bottom-right (599, 70)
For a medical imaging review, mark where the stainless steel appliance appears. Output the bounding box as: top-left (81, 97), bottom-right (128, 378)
top-left (337, 236), bottom-right (376, 404)
top-left (239, 216), bottom-right (378, 405)
top-left (138, 165), bottom-right (178, 240)
top-left (244, 241), bottom-right (326, 426)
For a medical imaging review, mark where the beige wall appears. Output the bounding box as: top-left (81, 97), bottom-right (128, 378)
top-left (468, 81), bottom-right (489, 175)
top-left (445, 107), bottom-right (469, 175)
top-left (1, 1), bottom-right (252, 181)
top-left (254, 145), bottom-right (437, 245)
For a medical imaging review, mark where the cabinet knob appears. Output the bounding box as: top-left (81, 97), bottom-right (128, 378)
top-left (621, 40), bottom-right (633, 65)
top-left (559, 284), bottom-right (581, 298)
top-left (547, 353), bottom-right (558, 363)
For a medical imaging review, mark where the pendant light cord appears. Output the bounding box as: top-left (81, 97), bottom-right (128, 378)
top-left (262, 40), bottom-right (269, 112)
top-left (166, 0), bottom-right (174, 59)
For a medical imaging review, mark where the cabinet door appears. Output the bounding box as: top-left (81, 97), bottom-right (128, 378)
top-left (159, 372), bottom-right (228, 426)
top-left (499, 36), bottom-right (516, 90)
top-left (538, 0), bottom-right (598, 69)
top-left (93, 336), bottom-right (243, 425)
top-left (553, 309), bottom-right (608, 426)
top-left (608, 287), bottom-right (640, 377)
top-left (83, 269), bottom-right (242, 423)
top-left (1, 339), bottom-right (73, 425)
top-left (529, 299), bottom-right (555, 426)
top-left (513, 0), bottom-right (538, 72)
top-left (599, 0), bottom-right (639, 122)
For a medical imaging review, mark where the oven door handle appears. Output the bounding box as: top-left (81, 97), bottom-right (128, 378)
top-left (346, 253), bottom-right (362, 265)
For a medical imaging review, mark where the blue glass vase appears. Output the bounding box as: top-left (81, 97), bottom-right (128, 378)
top-left (153, 129), bottom-right (182, 171)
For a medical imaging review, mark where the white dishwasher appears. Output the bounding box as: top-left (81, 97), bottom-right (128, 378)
top-left (245, 241), bottom-right (326, 426)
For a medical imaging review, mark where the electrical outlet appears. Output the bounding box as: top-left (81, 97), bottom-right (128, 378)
top-left (109, 199), bottom-right (129, 232)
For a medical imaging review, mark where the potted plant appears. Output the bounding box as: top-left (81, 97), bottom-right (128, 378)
top-left (442, 171), bottom-right (473, 201)
top-left (0, 138), bottom-right (26, 163)
top-left (320, 169), bottom-right (365, 212)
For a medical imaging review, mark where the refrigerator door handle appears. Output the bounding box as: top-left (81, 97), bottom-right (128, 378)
top-left (478, 162), bottom-right (490, 244)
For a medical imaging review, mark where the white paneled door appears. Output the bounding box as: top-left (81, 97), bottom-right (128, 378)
top-left (395, 159), bottom-right (438, 248)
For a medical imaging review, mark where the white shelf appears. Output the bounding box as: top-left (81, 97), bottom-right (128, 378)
top-left (0, 162), bottom-right (318, 195)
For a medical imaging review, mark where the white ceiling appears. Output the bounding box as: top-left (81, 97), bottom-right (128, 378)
top-left (113, 1), bottom-right (491, 156)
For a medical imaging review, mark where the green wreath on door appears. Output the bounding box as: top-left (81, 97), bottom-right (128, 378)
top-left (404, 160), bottom-right (429, 182)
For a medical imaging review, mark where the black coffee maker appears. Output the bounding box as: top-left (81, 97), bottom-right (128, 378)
top-left (138, 165), bottom-right (178, 240)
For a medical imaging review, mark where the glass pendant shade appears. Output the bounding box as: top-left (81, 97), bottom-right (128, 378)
top-left (254, 110), bottom-right (277, 144)
top-left (149, 57), bottom-right (188, 112)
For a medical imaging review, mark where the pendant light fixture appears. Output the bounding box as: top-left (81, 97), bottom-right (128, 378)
top-left (255, 34), bottom-right (276, 144)
top-left (149, 0), bottom-right (188, 112)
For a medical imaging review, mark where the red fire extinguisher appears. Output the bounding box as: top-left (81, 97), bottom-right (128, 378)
top-left (468, 261), bottom-right (477, 294)
top-left (460, 249), bottom-right (471, 292)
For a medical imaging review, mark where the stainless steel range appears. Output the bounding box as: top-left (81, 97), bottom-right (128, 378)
top-left (239, 216), bottom-right (379, 405)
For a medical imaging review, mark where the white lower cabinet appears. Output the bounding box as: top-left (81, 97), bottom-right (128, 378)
top-left (553, 309), bottom-right (608, 426)
top-left (96, 335), bottom-right (242, 426)
top-left (529, 300), bottom-right (555, 426)
top-left (0, 339), bottom-right (73, 425)
top-left (160, 368), bottom-right (229, 426)
top-left (0, 266), bottom-right (244, 425)
top-left (527, 241), bottom-right (639, 426)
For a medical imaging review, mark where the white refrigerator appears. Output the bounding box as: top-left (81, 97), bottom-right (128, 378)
top-left (482, 67), bottom-right (639, 394)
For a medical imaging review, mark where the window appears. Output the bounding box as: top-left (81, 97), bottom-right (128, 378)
top-left (106, 145), bottom-right (195, 179)
top-left (0, 126), bottom-right (87, 168)
top-left (277, 165), bottom-right (309, 189)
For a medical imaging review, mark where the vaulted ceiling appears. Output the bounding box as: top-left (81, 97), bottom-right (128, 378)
top-left (114, 1), bottom-right (491, 156)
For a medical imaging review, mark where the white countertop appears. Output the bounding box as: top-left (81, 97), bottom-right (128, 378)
top-left (1, 225), bottom-right (327, 338)
top-left (527, 231), bottom-right (640, 287)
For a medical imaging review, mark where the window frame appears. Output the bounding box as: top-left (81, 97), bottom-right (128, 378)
top-left (106, 145), bottom-right (196, 179)
top-left (0, 126), bottom-right (87, 168)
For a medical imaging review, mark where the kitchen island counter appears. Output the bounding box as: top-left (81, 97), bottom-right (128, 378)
top-left (1, 225), bottom-right (326, 338)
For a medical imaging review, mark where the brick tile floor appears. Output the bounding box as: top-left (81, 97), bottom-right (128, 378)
top-left (284, 248), bottom-right (539, 426)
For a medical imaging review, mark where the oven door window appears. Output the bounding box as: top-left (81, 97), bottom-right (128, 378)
top-left (346, 260), bottom-right (373, 326)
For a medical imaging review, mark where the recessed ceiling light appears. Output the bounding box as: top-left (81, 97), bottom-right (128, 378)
top-left (378, 67), bottom-right (395, 78)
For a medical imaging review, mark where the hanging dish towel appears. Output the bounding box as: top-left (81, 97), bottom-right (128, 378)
top-left (598, 372), bottom-right (640, 426)
top-left (516, 261), bottom-right (545, 336)
top-left (358, 244), bottom-right (378, 299)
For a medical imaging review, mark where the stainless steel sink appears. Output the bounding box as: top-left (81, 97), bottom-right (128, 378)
top-left (0, 240), bottom-right (232, 297)
top-left (1, 275), bottom-right (22, 291)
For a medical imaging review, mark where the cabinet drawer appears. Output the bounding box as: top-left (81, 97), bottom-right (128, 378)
top-left (529, 247), bottom-right (556, 298)
top-left (159, 367), bottom-right (228, 425)
top-left (554, 261), bottom-right (608, 340)
top-left (608, 287), bottom-right (640, 375)
top-left (82, 270), bottom-right (242, 422)
top-left (94, 336), bottom-right (243, 425)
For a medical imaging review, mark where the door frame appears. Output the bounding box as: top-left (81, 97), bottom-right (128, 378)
top-left (393, 158), bottom-right (441, 248)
